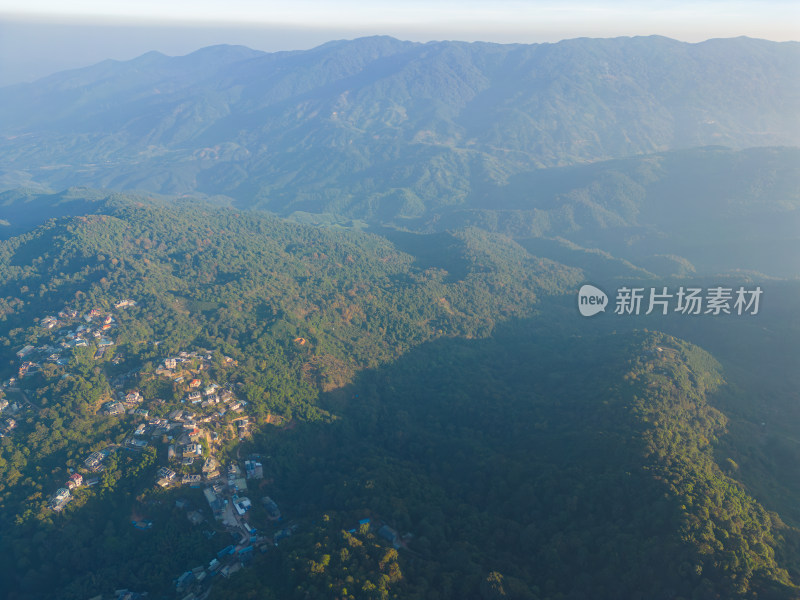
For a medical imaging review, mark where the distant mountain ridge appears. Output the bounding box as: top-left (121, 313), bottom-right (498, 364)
top-left (4, 144), bottom-right (797, 278)
top-left (1, 35), bottom-right (798, 218)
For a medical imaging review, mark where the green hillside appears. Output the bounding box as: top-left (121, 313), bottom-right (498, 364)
top-left (0, 193), bottom-right (796, 599)
top-left (4, 144), bottom-right (798, 280)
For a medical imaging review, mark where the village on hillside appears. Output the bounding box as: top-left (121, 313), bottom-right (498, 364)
top-left (3, 299), bottom-right (292, 598)
top-left (3, 297), bottom-right (409, 600)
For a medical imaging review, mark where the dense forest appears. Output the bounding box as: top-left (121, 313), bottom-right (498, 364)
top-left (0, 192), bottom-right (797, 599)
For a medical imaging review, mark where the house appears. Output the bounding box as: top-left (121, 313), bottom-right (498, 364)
top-left (134, 424), bottom-right (147, 436)
top-left (183, 443), bottom-right (203, 457)
top-left (114, 299), bottom-right (136, 309)
top-left (1, 418), bottom-right (17, 435)
top-left (204, 488), bottom-right (224, 517)
top-left (189, 379), bottom-right (202, 388)
top-left (245, 460), bottom-right (263, 480)
top-left (157, 467), bottom-right (176, 479)
top-left (378, 525), bottom-right (401, 548)
top-left (175, 571), bottom-right (195, 590)
top-left (125, 391), bottom-right (143, 404)
top-left (67, 472), bottom-right (83, 489)
top-left (156, 467), bottom-right (177, 488)
top-left (50, 488), bottom-right (72, 511)
top-left (101, 401), bottom-right (125, 416)
top-left (202, 457), bottom-right (220, 479)
top-left (233, 497), bottom-right (252, 515)
top-left (16, 345), bottom-right (34, 358)
top-left (84, 451), bottom-right (105, 470)
top-left (41, 316), bottom-right (58, 329)
top-left (18, 362), bottom-right (39, 378)
top-left (221, 563), bottom-right (242, 578)
top-left (181, 474), bottom-right (202, 485)
top-left (164, 358), bottom-right (177, 370)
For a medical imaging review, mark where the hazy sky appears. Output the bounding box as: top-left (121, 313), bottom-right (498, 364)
top-left (1, 0), bottom-right (798, 86)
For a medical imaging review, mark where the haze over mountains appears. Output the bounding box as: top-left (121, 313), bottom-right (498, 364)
top-left (1, 35), bottom-right (798, 278)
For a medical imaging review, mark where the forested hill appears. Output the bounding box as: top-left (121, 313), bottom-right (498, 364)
top-left (0, 193), bottom-right (580, 598)
top-left (3, 144), bottom-right (799, 279)
top-left (0, 192), bottom-right (797, 599)
top-left (211, 328), bottom-right (800, 600)
top-left (1, 36), bottom-right (798, 213)
top-left (0, 192), bottom-right (580, 386)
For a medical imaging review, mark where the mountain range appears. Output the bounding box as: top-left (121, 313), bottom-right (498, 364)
top-left (1, 35), bottom-right (798, 279)
top-left (1, 36), bottom-right (798, 212)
